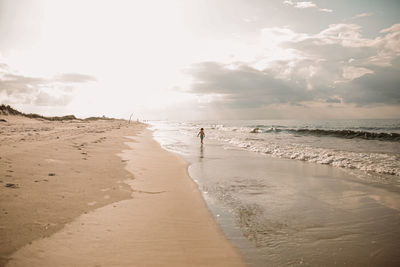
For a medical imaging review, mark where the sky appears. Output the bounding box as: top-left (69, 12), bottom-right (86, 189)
top-left (0, 0), bottom-right (399, 120)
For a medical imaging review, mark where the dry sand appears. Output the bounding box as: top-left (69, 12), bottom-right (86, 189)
top-left (0, 116), bottom-right (244, 266)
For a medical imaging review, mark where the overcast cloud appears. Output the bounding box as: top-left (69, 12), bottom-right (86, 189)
top-left (184, 21), bottom-right (400, 114)
top-left (0, 64), bottom-right (96, 106)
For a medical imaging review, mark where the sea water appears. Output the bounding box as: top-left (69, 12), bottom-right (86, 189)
top-left (150, 119), bottom-right (400, 266)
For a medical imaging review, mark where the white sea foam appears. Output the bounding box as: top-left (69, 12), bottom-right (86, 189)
top-left (151, 120), bottom-right (400, 179)
top-left (211, 130), bottom-right (400, 177)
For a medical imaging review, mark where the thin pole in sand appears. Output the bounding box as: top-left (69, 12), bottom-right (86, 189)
top-left (129, 113), bottom-right (133, 123)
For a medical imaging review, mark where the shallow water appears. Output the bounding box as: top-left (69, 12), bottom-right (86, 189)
top-left (151, 120), bottom-right (400, 266)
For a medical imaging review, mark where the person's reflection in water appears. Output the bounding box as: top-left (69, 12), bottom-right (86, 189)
top-left (200, 143), bottom-right (204, 160)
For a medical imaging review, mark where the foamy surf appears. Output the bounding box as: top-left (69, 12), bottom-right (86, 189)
top-left (151, 119), bottom-right (400, 180)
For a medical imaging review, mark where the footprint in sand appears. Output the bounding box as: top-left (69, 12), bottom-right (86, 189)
top-left (34, 179), bottom-right (49, 183)
top-left (5, 183), bottom-right (19, 188)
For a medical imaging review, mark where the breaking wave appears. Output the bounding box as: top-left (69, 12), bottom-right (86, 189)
top-left (249, 127), bottom-right (400, 142)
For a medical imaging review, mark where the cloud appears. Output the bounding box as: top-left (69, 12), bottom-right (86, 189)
top-left (319, 8), bottom-right (333, 13)
top-left (54, 73), bottom-right (97, 83)
top-left (314, 24), bottom-right (375, 47)
top-left (183, 23), bottom-right (400, 113)
top-left (336, 58), bottom-right (400, 105)
top-left (280, 23), bottom-right (400, 66)
top-left (0, 64), bottom-right (96, 106)
top-left (0, 72), bottom-right (46, 95)
top-left (187, 62), bottom-right (313, 108)
top-left (342, 66), bottom-right (373, 80)
top-left (34, 91), bottom-right (73, 106)
top-left (294, 2), bottom-right (316, 9)
top-left (283, 1), bottom-right (332, 13)
top-left (351, 12), bottom-right (373, 19)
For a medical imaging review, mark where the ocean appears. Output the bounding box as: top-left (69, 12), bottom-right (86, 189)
top-left (150, 119), bottom-right (400, 266)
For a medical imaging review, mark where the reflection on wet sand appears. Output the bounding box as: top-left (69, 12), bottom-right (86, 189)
top-left (200, 144), bottom-right (204, 159)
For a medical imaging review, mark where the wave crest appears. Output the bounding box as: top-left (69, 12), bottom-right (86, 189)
top-left (250, 127), bottom-right (400, 141)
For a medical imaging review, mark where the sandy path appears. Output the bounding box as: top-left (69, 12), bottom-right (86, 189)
top-left (5, 129), bottom-right (245, 266)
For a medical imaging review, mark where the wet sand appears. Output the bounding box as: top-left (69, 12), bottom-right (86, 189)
top-left (186, 140), bottom-right (400, 266)
top-left (1, 116), bottom-right (244, 266)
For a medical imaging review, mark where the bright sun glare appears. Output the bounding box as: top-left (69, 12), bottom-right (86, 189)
top-left (6, 0), bottom-right (201, 118)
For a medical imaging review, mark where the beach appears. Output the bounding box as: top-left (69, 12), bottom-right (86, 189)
top-left (0, 115), bottom-right (244, 266)
top-left (2, 113), bottom-right (400, 266)
top-left (1, 1), bottom-right (399, 266)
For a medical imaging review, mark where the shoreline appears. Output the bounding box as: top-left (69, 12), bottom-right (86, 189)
top-left (153, 121), bottom-right (400, 266)
top-left (1, 118), bottom-right (244, 266)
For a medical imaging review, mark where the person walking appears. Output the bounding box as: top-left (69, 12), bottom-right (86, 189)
top-left (197, 128), bottom-right (205, 144)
